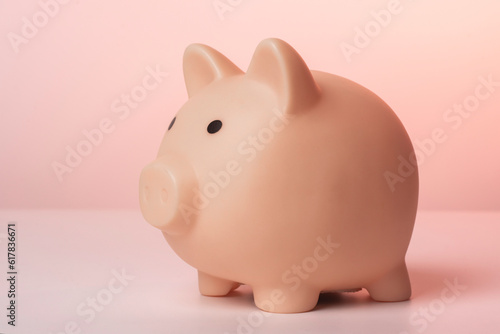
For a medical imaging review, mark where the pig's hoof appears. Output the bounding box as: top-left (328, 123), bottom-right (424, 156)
top-left (366, 262), bottom-right (411, 302)
top-left (253, 286), bottom-right (320, 313)
top-left (198, 271), bottom-right (240, 296)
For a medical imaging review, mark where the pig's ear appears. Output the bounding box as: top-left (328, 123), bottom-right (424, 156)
top-left (246, 38), bottom-right (321, 114)
top-left (183, 43), bottom-right (243, 97)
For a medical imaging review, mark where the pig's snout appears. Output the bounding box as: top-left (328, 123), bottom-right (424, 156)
top-left (139, 155), bottom-right (197, 235)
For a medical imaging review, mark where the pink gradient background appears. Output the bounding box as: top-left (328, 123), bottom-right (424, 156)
top-left (0, 0), bottom-right (499, 210)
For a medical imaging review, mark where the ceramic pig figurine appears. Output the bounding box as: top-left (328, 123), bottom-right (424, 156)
top-left (139, 38), bottom-right (418, 313)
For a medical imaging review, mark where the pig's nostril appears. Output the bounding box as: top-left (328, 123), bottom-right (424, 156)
top-left (143, 185), bottom-right (151, 202)
top-left (139, 155), bottom-right (197, 233)
top-left (161, 188), bottom-right (168, 204)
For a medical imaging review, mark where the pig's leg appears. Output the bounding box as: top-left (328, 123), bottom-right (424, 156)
top-left (365, 262), bottom-right (411, 302)
top-left (198, 271), bottom-right (240, 296)
top-left (253, 286), bottom-right (320, 313)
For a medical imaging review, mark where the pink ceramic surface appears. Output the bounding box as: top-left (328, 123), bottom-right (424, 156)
top-left (139, 38), bottom-right (418, 313)
top-left (1, 210), bottom-right (498, 333)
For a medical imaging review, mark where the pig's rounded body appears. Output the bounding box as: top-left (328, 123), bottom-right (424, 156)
top-left (140, 39), bottom-right (418, 313)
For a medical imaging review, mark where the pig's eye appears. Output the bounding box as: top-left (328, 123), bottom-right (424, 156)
top-left (168, 117), bottom-right (176, 131)
top-left (207, 120), bottom-right (223, 134)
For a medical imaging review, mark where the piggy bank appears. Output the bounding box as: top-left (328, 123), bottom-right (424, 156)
top-left (139, 38), bottom-right (418, 313)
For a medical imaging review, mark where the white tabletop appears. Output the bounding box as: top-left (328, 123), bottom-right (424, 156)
top-left (0, 210), bottom-right (498, 334)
